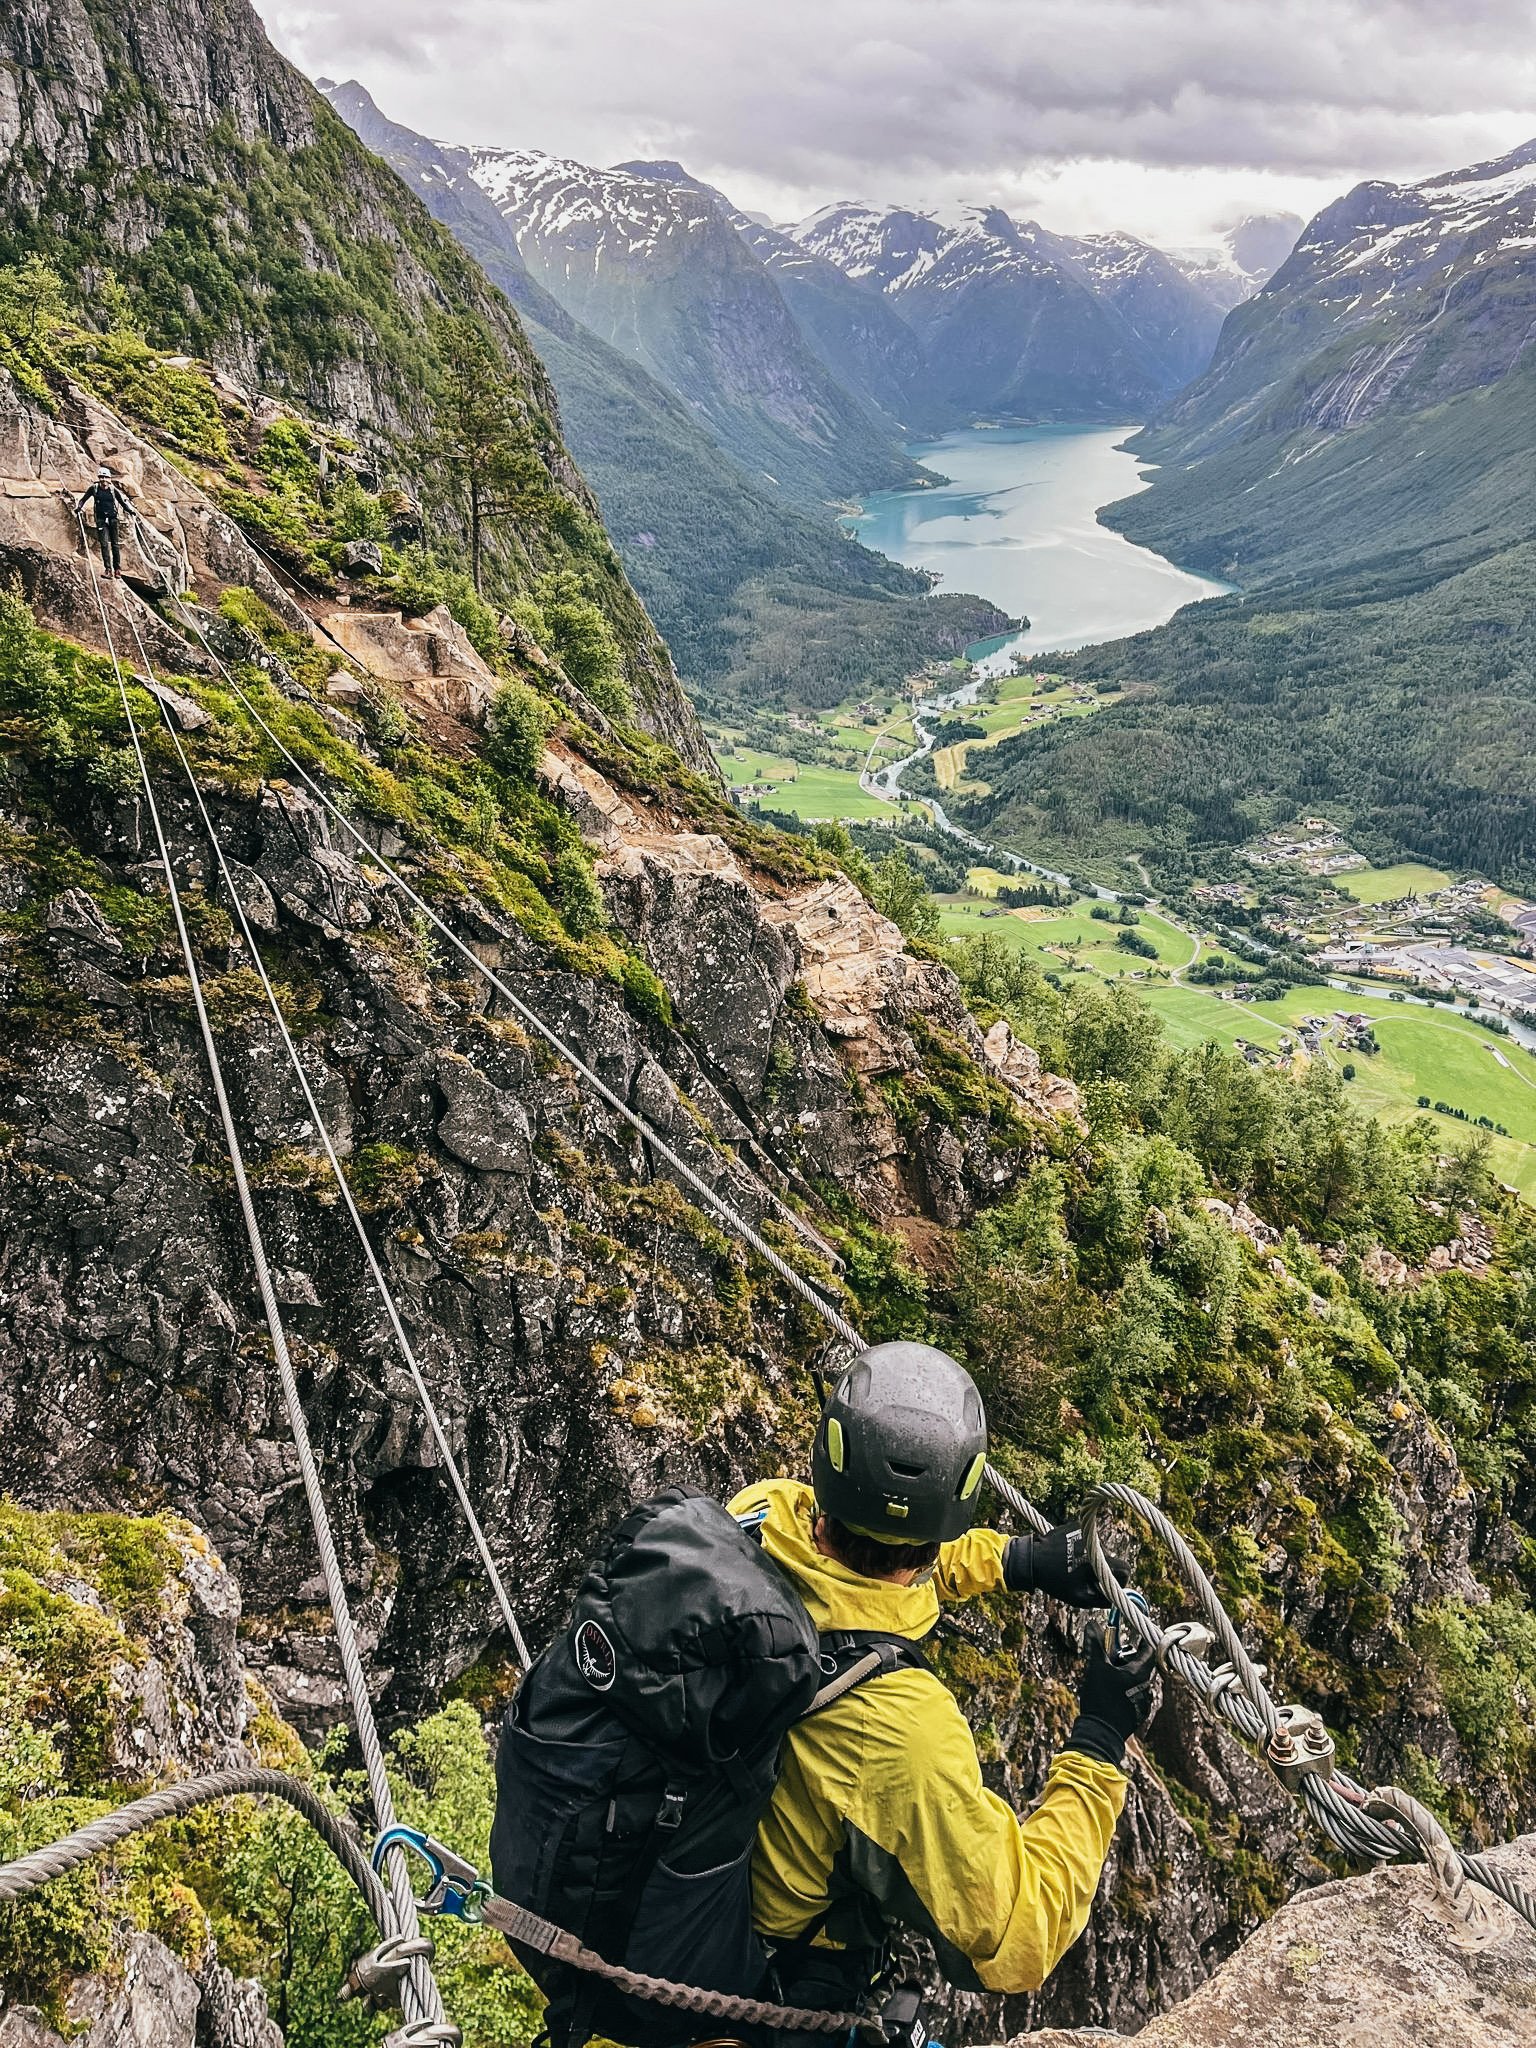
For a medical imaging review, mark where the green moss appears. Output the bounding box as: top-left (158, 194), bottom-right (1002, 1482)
top-left (344, 1143), bottom-right (432, 1213)
top-left (1413, 1597), bottom-right (1536, 1784)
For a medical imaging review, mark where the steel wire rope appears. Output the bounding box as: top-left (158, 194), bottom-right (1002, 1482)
top-left (76, 521), bottom-right (452, 2041)
top-left (0, 1768), bottom-right (390, 1927)
top-left (116, 593), bottom-right (531, 1668)
top-left (143, 537), bottom-right (1054, 1535)
top-left (151, 562), bottom-right (873, 1338)
top-left (1079, 1478), bottom-right (1536, 1931)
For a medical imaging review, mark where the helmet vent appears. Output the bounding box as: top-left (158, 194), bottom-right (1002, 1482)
top-left (888, 1460), bottom-right (924, 1478)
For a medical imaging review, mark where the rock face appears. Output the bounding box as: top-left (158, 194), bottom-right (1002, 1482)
top-left (1019, 1833), bottom-right (1536, 2046)
top-left (318, 605), bottom-right (498, 726)
top-left (0, 0), bottom-right (711, 773)
top-left (0, 1934), bottom-right (281, 2048)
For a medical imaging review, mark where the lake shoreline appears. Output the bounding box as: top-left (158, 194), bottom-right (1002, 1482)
top-left (845, 421), bottom-right (1231, 670)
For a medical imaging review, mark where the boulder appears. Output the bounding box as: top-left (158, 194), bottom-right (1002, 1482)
top-left (1015, 1832), bottom-right (1536, 2046)
top-left (318, 604), bottom-right (495, 724)
top-left (340, 538), bottom-right (383, 575)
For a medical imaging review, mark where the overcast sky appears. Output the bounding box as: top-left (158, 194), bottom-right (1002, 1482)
top-left (261, 0), bottom-right (1536, 244)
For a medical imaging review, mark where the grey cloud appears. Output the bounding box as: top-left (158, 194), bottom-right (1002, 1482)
top-left (263, 0), bottom-right (1536, 231)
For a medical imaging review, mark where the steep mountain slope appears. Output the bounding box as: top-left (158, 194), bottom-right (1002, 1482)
top-left (463, 148), bottom-right (920, 506)
top-left (1115, 139), bottom-right (1536, 580)
top-left (956, 141), bottom-right (1536, 887)
top-left (0, 0), bottom-right (703, 766)
top-left (321, 85), bottom-right (1007, 705)
top-left (7, 18), bottom-right (1536, 2045)
top-left (619, 159), bottom-right (927, 431)
top-left (788, 202), bottom-right (1228, 418)
top-left (7, 347), bottom-right (1536, 2040)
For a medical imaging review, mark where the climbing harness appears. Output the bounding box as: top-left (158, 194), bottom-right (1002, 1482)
top-left (2, 512), bottom-right (1528, 2048)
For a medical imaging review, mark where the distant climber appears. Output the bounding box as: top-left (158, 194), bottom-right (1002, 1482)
top-left (491, 1342), bottom-right (1154, 2046)
top-left (732, 1343), bottom-right (1153, 2009)
top-left (74, 466), bottom-right (134, 577)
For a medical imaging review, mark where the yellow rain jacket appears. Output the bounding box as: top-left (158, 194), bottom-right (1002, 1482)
top-left (726, 1478), bottom-right (1126, 1994)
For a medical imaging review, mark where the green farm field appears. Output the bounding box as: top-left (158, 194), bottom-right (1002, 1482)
top-left (745, 764), bottom-right (906, 823)
top-left (935, 899), bottom-right (1197, 972)
top-left (1138, 980), bottom-right (1536, 1198)
top-left (1335, 862), bottom-right (1452, 904)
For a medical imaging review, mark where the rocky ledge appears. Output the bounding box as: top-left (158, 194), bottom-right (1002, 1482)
top-left (1020, 1834), bottom-right (1536, 2047)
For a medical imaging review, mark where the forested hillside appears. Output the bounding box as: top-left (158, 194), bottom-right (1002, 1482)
top-left (962, 140), bottom-right (1536, 888)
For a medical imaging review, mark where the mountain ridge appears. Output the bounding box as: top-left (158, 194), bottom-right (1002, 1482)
top-left (322, 79), bottom-right (1010, 706)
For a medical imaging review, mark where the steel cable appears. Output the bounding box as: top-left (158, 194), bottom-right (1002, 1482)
top-left (1079, 1477), bottom-right (1536, 1931)
top-left (0, 1767), bottom-right (390, 1927)
top-left (119, 525), bottom-right (1536, 1943)
top-left (76, 522), bottom-right (449, 2035)
top-left (151, 563), bottom-right (870, 1354)
top-left (116, 593), bottom-right (530, 1669)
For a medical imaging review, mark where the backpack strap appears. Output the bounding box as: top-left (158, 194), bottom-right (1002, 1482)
top-left (802, 1631), bottom-right (928, 1718)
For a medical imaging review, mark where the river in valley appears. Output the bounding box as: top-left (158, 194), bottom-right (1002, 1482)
top-left (846, 421), bottom-right (1230, 672)
top-left (847, 422), bottom-right (1231, 889)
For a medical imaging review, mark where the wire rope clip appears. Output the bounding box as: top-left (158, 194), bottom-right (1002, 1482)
top-left (372, 1825), bottom-right (490, 1922)
top-left (383, 2024), bottom-right (464, 2048)
top-left (341, 1932), bottom-right (438, 2011)
top-left (1205, 1659), bottom-right (1266, 1706)
top-left (1266, 1704), bottom-right (1336, 1790)
top-left (1157, 1620), bottom-right (1215, 1671)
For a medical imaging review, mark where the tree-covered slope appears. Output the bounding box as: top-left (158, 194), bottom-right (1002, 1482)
top-left (0, 0), bottom-right (705, 760)
top-left (959, 140), bottom-right (1536, 888)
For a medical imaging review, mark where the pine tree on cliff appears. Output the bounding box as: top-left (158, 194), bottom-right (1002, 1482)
top-left (428, 314), bottom-right (543, 591)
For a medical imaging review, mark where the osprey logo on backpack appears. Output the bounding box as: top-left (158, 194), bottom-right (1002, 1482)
top-left (573, 1618), bottom-right (616, 1691)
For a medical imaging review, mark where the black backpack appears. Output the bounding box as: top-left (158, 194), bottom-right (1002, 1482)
top-left (490, 1486), bottom-right (922, 2047)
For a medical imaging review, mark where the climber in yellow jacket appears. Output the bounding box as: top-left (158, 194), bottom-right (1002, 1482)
top-left (728, 1342), bottom-right (1155, 2008)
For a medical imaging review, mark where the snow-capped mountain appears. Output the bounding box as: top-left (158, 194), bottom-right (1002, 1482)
top-left (1151, 138), bottom-right (1536, 456)
top-left (617, 161), bottom-right (924, 433)
top-left (1110, 136), bottom-right (1536, 594)
top-left (460, 148), bottom-right (921, 505)
top-left (1169, 214), bottom-right (1304, 312)
top-left (787, 201), bottom-right (1229, 416)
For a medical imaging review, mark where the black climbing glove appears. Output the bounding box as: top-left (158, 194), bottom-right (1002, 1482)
top-left (1003, 1523), bottom-right (1125, 1609)
top-left (1064, 1631), bottom-right (1159, 1769)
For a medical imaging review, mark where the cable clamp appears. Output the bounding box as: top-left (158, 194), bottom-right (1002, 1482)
top-left (1105, 1587), bottom-right (1153, 1664)
top-left (1266, 1703), bottom-right (1336, 1790)
top-left (341, 1932), bottom-right (437, 2010)
top-left (1158, 1620), bottom-right (1215, 1670)
top-left (383, 2025), bottom-right (463, 2048)
top-left (372, 1825), bottom-right (490, 1921)
top-left (1205, 1659), bottom-right (1266, 1706)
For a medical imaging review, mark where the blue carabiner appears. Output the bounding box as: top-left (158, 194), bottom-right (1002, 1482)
top-left (372, 1825), bottom-right (489, 1922)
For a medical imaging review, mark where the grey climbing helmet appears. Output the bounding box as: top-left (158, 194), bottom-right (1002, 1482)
top-left (812, 1341), bottom-right (988, 1546)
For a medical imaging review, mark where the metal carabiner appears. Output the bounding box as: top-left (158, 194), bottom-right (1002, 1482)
top-left (1105, 1586), bottom-right (1153, 1664)
top-left (371, 1825), bottom-right (490, 1922)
